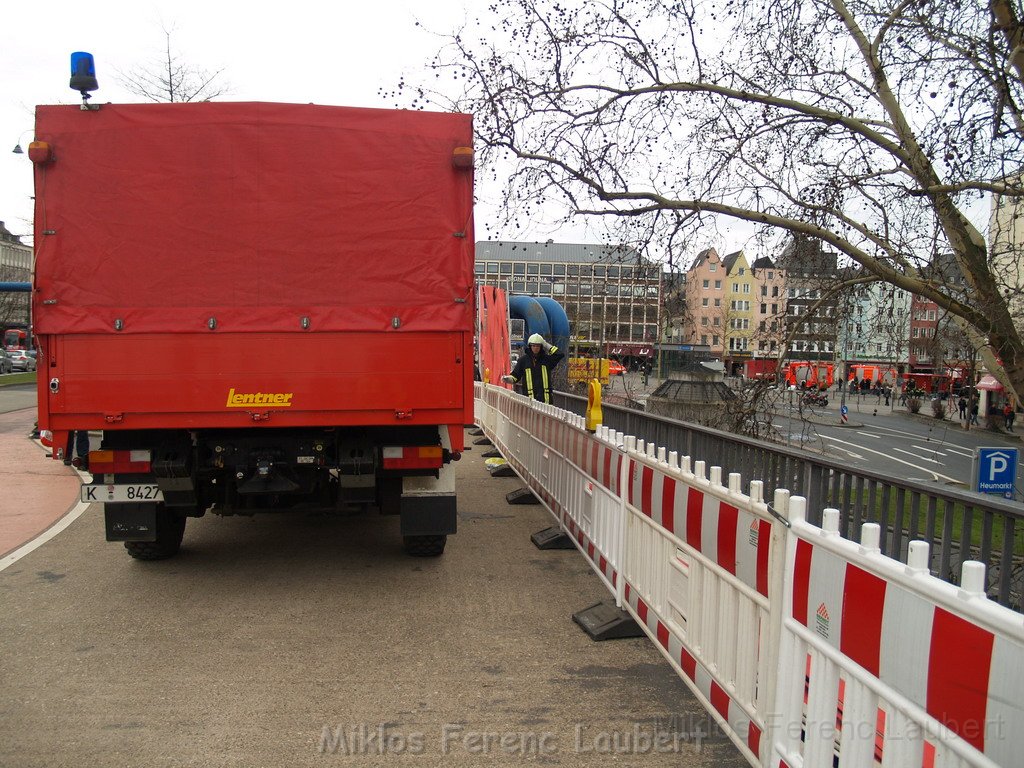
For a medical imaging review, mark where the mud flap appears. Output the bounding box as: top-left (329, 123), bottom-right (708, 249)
top-left (104, 502), bottom-right (158, 542)
top-left (400, 495), bottom-right (457, 536)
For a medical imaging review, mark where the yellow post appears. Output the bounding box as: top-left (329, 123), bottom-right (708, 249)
top-left (586, 378), bottom-right (603, 432)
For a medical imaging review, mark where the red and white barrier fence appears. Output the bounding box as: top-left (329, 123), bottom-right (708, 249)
top-left (772, 500), bottom-right (1024, 768)
top-left (473, 384), bottom-right (1023, 767)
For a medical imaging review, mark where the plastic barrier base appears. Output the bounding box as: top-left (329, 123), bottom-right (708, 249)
top-left (468, 428), bottom-right (484, 436)
top-left (472, 436), bottom-right (493, 446)
top-left (486, 462), bottom-right (516, 477)
top-left (481, 449), bottom-right (503, 458)
top-left (506, 487), bottom-right (540, 505)
top-left (572, 599), bottom-right (645, 641)
top-left (531, 525), bottom-right (574, 548)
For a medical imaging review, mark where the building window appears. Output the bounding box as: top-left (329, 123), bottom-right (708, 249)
top-left (772, 286), bottom-right (779, 297)
top-left (702, 298), bottom-right (709, 307)
top-left (715, 280), bottom-right (722, 289)
top-left (703, 279), bottom-right (710, 289)
top-left (714, 298), bottom-right (721, 307)
top-left (709, 263), bottom-right (717, 272)
top-left (712, 335), bottom-right (719, 345)
top-left (702, 317), bottom-right (709, 326)
top-left (513, 263), bottom-right (525, 275)
top-left (738, 267), bottom-right (745, 275)
top-left (539, 264), bottom-right (552, 276)
top-left (608, 266), bottom-right (619, 278)
top-left (487, 263), bottom-right (499, 274)
top-left (761, 303), bottom-right (767, 314)
top-left (527, 264), bottom-right (539, 275)
top-left (732, 284), bottom-right (739, 293)
top-left (713, 317), bottom-right (720, 326)
top-left (761, 285), bottom-right (768, 296)
top-left (474, 263), bottom-right (485, 275)
top-left (743, 284), bottom-right (750, 294)
top-left (553, 264), bottom-right (565, 276)
top-left (701, 334), bottom-right (708, 345)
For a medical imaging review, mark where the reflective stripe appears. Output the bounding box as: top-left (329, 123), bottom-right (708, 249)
top-left (542, 365), bottom-right (550, 403)
top-left (525, 369), bottom-right (535, 398)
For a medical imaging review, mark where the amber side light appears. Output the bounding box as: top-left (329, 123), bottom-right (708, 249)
top-left (452, 146), bottom-right (474, 169)
top-left (28, 141), bottom-right (53, 164)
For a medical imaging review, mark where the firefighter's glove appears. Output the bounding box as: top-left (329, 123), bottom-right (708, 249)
top-left (501, 375), bottom-right (516, 384)
top-left (542, 340), bottom-right (552, 352)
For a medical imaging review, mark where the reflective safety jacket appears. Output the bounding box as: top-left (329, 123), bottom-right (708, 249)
top-left (509, 346), bottom-right (565, 404)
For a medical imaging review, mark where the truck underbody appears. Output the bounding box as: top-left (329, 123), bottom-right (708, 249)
top-left (88, 424), bottom-right (459, 559)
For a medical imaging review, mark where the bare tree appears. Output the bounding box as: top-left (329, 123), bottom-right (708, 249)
top-left (119, 25), bottom-right (229, 103)
top-left (402, 0), bottom-right (1024, 399)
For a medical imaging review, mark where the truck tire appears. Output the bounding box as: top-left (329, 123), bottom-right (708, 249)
top-left (124, 506), bottom-right (186, 561)
top-left (403, 534), bottom-right (447, 557)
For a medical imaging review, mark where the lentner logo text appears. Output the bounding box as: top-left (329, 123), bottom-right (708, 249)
top-left (225, 388), bottom-right (294, 408)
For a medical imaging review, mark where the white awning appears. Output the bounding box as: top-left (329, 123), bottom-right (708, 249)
top-left (977, 374), bottom-right (1004, 392)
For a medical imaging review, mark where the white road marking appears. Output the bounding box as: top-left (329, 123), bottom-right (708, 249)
top-left (892, 447), bottom-right (944, 464)
top-left (0, 493), bottom-right (92, 572)
top-left (819, 435), bottom-right (960, 483)
top-left (943, 446), bottom-right (975, 458)
top-left (911, 444), bottom-right (947, 456)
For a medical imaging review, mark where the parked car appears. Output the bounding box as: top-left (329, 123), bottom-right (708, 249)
top-left (0, 349), bottom-right (11, 374)
top-left (9, 350), bottom-right (36, 372)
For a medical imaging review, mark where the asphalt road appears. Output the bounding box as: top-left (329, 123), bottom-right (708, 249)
top-left (0, 413), bottom-right (744, 768)
top-left (771, 392), bottom-right (1024, 496)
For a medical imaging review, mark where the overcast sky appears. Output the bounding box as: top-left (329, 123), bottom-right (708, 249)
top-left (5, 0), bottom-right (822, 275)
top-left (1, 0), bottom-right (639, 252)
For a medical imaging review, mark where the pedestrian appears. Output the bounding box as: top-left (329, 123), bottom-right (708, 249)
top-left (65, 430), bottom-right (90, 470)
top-left (502, 333), bottom-right (565, 404)
top-left (970, 400), bottom-right (980, 426)
top-left (1004, 403), bottom-right (1015, 432)
top-left (957, 396), bottom-right (967, 421)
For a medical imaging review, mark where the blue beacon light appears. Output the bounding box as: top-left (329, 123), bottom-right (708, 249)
top-left (70, 51), bottom-right (99, 108)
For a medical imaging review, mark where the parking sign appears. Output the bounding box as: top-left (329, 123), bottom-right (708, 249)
top-left (973, 447), bottom-right (1019, 499)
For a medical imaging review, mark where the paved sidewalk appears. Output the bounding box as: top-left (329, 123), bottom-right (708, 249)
top-left (0, 408), bottom-right (83, 559)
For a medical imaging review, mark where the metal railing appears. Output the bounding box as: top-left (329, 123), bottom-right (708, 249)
top-left (553, 391), bottom-right (1024, 610)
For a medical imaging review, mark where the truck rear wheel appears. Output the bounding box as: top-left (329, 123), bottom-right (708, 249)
top-left (124, 506), bottom-right (186, 561)
top-left (403, 534), bottom-right (447, 557)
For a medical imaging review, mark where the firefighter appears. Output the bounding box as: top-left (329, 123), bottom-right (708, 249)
top-left (502, 333), bottom-right (564, 404)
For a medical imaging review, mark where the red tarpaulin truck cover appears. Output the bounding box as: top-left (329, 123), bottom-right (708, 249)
top-left (32, 102), bottom-right (475, 335)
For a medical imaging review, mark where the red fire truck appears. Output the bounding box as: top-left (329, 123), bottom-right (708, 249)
top-left (3, 325), bottom-right (29, 350)
top-left (784, 361), bottom-right (834, 390)
top-left (32, 101), bottom-right (475, 560)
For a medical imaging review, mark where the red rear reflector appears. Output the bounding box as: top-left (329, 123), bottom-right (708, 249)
top-left (382, 446), bottom-right (443, 469)
top-left (88, 449), bottom-right (152, 474)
